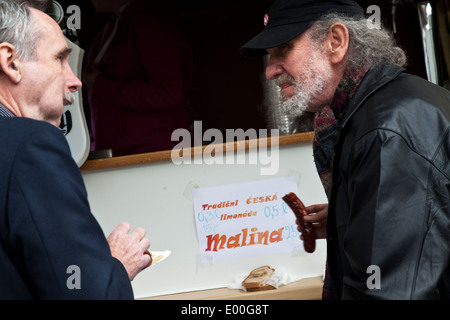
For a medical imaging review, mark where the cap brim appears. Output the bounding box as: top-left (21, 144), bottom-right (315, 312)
top-left (240, 22), bottom-right (311, 58)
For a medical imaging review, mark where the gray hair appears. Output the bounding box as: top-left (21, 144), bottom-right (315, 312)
top-left (24, 0), bottom-right (51, 12)
top-left (0, 0), bottom-right (41, 61)
top-left (306, 13), bottom-right (407, 76)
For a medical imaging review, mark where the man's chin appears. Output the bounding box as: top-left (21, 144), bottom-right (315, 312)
top-left (52, 119), bottom-right (62, 128)
top-left (44, 116), bottom-right (62, 128)
top-left (280, 99), bottom-right (308, 118)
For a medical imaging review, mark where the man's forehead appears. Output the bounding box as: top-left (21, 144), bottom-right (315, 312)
top-left (29, 7), bottom-right (68, 52)
top-left (29, 7), bottom-right (64, 37)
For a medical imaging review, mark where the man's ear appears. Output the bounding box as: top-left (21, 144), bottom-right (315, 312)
top-left (326, 23), bottom-right (349, 65)
top-left (0, 43), bottom-right (22, 84)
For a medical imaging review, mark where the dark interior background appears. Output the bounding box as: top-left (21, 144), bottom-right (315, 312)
top-left (58, 0), bottom-right (448, 145)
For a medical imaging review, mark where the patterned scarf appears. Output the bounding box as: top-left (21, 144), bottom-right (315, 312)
top-left (312, 67), bottom-right (368, 300)
top-left (313, 68), bottom-right (368, 198)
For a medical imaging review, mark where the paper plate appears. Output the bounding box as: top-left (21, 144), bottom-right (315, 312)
top-left (149, 250), bottom-right (171, 267)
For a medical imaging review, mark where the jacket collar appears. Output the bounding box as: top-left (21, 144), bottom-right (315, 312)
top-left (340, 64), bottom-right (405, 129)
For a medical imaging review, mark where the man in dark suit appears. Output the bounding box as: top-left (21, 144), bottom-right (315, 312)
top-left (0, 0), bottom-right (151, 299)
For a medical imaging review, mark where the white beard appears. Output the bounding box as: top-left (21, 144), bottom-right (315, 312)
top-left (277, 50), bottom-right (331, 117)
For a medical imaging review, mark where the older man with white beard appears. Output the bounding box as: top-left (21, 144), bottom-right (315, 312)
top-left (241, 0), bottom-right (450, 300)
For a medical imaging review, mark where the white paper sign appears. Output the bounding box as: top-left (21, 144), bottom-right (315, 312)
top-left (192, 177), bottom-right (303, 263)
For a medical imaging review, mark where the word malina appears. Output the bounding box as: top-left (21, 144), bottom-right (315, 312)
top-left (205, 227), bottom-right (283, 252)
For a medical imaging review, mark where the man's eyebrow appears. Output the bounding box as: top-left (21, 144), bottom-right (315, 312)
top-left (56, 47), bottom-right (72, 58)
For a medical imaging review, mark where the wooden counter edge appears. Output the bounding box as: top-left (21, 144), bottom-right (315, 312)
top-left (80, 131), bottom-right (314, 172)
top-left (139, 276), bottom-right (323, 300)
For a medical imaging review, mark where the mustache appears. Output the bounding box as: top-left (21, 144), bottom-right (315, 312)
top-left (63, 92), bottom-right (75, 105)
top-left (275, 73), bottom-right (296, 88)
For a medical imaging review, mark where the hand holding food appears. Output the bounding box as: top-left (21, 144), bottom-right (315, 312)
top-left (282, 192), bottom-right (316, 253)
top-left (107, 222), bottom-right (151, 281)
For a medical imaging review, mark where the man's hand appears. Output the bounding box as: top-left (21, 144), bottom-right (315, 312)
top-left (107, 222), bottom-right (151, 281)
top-left (300, 203), bottom-right (328, 239)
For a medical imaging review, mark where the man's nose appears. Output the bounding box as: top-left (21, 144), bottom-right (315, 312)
top-left (66, 67), bottom-right (83, 92)
top-left (265, 55), bottom-right (283, 80)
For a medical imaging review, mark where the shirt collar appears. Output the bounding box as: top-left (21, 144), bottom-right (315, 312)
top-left (0, 104), bottom-right (15, 118)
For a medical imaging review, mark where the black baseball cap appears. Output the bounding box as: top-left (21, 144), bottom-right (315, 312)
top-left (240, 0), bottom-right (364, 58)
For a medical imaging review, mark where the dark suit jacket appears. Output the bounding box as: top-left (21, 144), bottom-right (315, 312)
top-left (0, 117), bottom-right (133, 299)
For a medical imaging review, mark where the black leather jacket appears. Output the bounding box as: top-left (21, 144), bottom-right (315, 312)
top-left (327, 64), bottom-right (450, 299)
